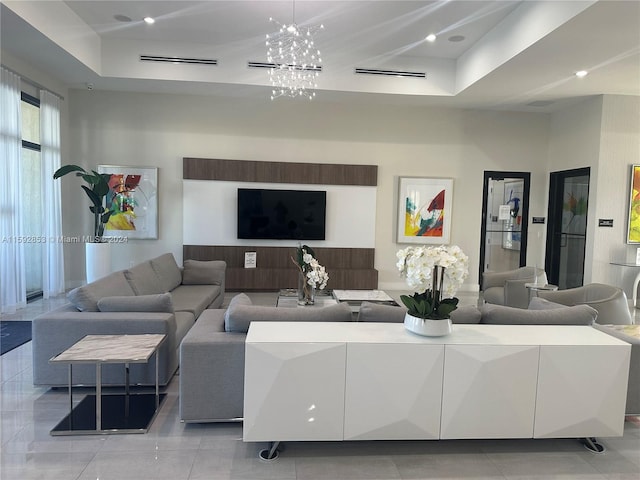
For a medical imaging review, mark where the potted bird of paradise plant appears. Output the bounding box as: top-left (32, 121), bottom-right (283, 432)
top-left (53, 164), bottom-right (113, 282)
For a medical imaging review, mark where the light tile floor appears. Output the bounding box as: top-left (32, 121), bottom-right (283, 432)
top-left (1, 292), bottom-right (639, 480)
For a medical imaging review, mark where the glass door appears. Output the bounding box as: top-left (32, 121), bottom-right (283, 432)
top-left (479, 172), bottom-right (530, 285)
top-left (545, 168), bottom-right (590, 289)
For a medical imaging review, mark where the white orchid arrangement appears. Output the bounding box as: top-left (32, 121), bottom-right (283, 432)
top-left (396, 245), bottom-right (469, 319)
top-left (292, 244), bottom-right (329, 290)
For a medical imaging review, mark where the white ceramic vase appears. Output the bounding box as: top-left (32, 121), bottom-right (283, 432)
top-left (404, 312), bottom-right (452, 337)
top-left (85, 242), bottom-right (112, 283)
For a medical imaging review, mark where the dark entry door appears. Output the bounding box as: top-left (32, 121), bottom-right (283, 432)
top-left (545, 168), bottom-right (590, 289)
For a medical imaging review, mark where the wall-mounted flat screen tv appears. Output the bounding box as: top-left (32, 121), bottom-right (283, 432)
top-left (237, 188), bottom-right (327, 240)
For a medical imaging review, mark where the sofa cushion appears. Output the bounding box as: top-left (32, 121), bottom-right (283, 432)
top-left (357, 302), bottom-right (405, 323)
top-left (124, 261), bottom-right (165, 295)
top-left (182, 260), bottom-right (225, 285)
top-left (450, 305), bottom-right (483, 324)
top-left (175, 311), bottom-right (197, 346)
top-left (356, 302), bottom-right (482, 324)
top-left (481, 303), bottom-right (597, 325)
top-left (227, 293), bottom-right (253, 308)
top-left (225, 301), bottom-right (353, 333)
top-left (67, 271), bottom-right (136, 312)
top-left (171, 284), bottom-right (220, 317)
top-left (528, 297), bottom-right (567, 310)
top-left (97, 293), bottom-right (174, 313)
top-left (150, 253), bottom-right (183, 292)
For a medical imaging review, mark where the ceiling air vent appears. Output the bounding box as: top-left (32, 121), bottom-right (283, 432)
top-left (248, 61), bottom-right (322, 72)
top-left (140, 55), bottom-right (217, 66)
top-left (355, 68), bottom-right (426, 78)
top-left (527, 100), bottom-right (555, 107)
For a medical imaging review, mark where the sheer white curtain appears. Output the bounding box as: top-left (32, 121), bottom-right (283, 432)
top-left (0, 67), bottom-right (26, 313)
top-left (40, 90), bottom-right (65, 298)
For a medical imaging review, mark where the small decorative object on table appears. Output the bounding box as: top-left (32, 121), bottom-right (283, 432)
top-left (397, 245), bottom-right (469, 336)
top-left (292, 244), bottom-right (329, 305)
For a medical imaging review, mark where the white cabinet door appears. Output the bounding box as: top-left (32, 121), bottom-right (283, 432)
top-left (344, 343), bottom-right (444, 440)
top-left (243, 342), bottom-right (346, 442)
top-left (534, 344), bottom-right (631, 438)
top-left (440, 345), bottom-right (539, 439)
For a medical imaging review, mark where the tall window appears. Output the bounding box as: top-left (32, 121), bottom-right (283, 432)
top-left (21, 92), bottom-right (43, 299)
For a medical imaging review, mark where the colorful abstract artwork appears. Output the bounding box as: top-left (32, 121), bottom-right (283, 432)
top-left (502, 179), bottom-right (524, 250)
top-left (98, 165), bottom-right (158, 239)
top-left (397, 177), bottom-right (453, 244)
top-left (627, 165), bottom-right (640, 243)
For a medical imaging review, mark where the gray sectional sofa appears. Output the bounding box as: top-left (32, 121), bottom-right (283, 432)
top-left (179, 294), bottom-right (599, 423)
top-left (32, 253), bottom-right (226, 387)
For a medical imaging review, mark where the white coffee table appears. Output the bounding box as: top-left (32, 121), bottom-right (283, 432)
top-left (49, 334), bottom-right (167, 435)
top-left (332, 289), bottom-right (397, 313)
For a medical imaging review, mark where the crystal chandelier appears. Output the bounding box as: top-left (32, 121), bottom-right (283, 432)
top-left (266, 3), bottom-right (323, 100)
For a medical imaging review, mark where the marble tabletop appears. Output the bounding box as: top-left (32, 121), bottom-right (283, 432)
top-left (50, 334), bottom-right (166, 364)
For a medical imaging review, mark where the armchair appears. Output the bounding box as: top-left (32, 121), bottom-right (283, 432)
top-left (538, 283), bottom-right (633, 325)
top-left (482, 266), bottom-right (548, 309)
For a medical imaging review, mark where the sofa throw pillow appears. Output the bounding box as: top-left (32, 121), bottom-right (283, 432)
top-left (150, 253), bottom-right (182, 292)
top-left (225, 302), bottom-right (353, 333)
top-left (450, 305), bottom-right (482, 324)
top-left (124, 261), bottom-right (165, 295)
top-left (182, 260), bottom-right (226, 285)
top-left (67, 271), bottom-right (136, 312)
top-left (97, 293), bottom-right (175, 313)
top-left (481, 303), bottom-right (597, 326)
top-left (357, 302), bottom-right (405, 323)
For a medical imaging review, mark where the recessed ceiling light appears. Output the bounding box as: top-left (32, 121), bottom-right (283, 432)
top-left (448, 35), bottom-right (465, 43)
top-left (575, 70), bottom-right (588, 78)
top-left (114, 14), bottom-right (132, 23)
top-left (143, 16), bottom-right (155, 25)
top-left (425, 34), bottom-right (437, 43)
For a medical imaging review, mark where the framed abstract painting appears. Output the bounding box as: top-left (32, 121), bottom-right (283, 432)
top-left (397, 176), bottom-right (453, 244)
top-left (627, 164), bottom-right (640, 244)
top-left (98, 165), bottom-right (158, 239)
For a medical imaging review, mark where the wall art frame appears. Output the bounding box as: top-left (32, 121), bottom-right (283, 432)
top-left (98, 165), bottom-right (158, 240)
top-left (627, 164), bottom-right (640, 244)
top-left (397, 176), bottom-right (453, 244)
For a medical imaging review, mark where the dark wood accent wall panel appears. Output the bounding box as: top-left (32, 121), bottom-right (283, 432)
top-left (183, 158), bottom-right (378, 186)
top-left (184, 245), bottom-right (378, 291)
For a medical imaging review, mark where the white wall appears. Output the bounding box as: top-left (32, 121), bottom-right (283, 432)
top-left (547, 96), bottom-right (603, 284)
top-left (66, 89), bottom-right (551, 291)
top-left (547, 95), bottom-right (640, 298)
top-left (598, 96), bottom-right (640, 297)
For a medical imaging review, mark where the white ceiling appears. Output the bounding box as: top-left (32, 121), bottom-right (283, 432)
top-left (1, 0), bottom-right (639, 111)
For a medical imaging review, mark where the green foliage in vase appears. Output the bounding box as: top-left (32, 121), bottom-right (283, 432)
top-left (53, 164), bottom-right (112, 241)
top-left (400, 291), bottom-right (459, 320)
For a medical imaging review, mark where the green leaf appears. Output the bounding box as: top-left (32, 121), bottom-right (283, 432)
top-left (81, 185), bottom-right (102, 207)
top-left (93, 181), bottom-right (109, 199)
top-left (437, 303), bottom-right (457, 317)
top-left (101, 211), bottom-right (112, 224)
top-left (53, 164), bottom-right (85, 179)
top-left (80, 173), bottom-right (100, 185)
top-left (440, 297), bottom-right (459, 307)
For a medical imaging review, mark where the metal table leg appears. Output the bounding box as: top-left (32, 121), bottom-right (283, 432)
top-left (96, 363), bottom-right (102, 431)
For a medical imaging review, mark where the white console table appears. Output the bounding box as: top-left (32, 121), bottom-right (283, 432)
top-left (243, 322), bottom-right (630, 457)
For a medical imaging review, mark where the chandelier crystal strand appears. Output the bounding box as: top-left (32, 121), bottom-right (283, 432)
top-left (266, 15), bottom-right (323, 100)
